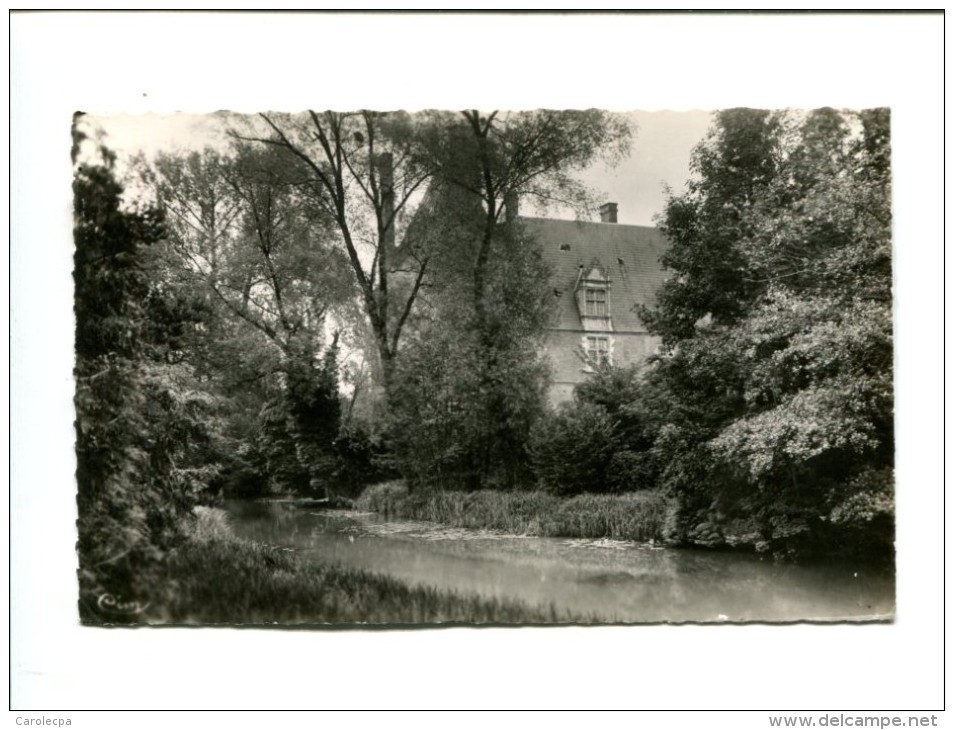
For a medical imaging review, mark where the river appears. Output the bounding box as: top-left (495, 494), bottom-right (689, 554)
top-left (222, 499), bottom-right (894, 623)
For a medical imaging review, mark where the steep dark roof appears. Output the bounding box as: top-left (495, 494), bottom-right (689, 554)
top-left (521, 217), bottom-right (669, 332)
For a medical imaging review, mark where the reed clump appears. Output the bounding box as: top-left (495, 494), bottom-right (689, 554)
top-left (357, 481), bottom-right (674, 542)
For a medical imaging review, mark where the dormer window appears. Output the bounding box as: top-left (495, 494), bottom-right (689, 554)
top-left (584, 287), bottom-right (607, 317)
top-left (574, 259), bottom-right (613, 332)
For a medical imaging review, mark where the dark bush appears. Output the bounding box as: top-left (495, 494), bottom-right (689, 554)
top-left (334, 424), bottom-right (397, 498)
top-left (529, 402), bottom-right (619, 496)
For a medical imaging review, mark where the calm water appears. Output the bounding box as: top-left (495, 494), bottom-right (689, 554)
top-left (222, 499), bottom-right (894, 623)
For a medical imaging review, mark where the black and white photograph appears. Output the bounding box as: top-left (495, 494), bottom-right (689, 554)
top-left (72, 105), bottom-right (895, 626)
top-left (10, 10), bottom-right (944, 717)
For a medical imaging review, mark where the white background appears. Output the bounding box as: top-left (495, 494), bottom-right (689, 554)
top-left (8, 10), bottom-right (946, 722)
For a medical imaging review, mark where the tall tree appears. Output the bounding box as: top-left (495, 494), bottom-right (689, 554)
top-left (234, 111), bottom-right (434, 396)
top-left (423, 109), bottom-right (632, 347)
top-left (388, 203), bottom-right (553, 489)
top-left (143, 144), bottom-right (352, 495)
top-left (645, 108), bottom-right (783, 342)
top-left (144, 145), bottom-right (353, 366)
top-left (646, 108), bottom-right (893, 560)
top-left (387, 109), bottom-right (632, 489)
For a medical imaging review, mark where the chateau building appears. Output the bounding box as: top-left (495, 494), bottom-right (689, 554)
top-left (520, 203), bottom-right (669, 404)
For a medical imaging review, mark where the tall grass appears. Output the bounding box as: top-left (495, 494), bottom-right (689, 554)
top-left (354, 479), bottom-right (409, 515)
top-left (544, 492), bottom-right (673, 541)
top-left (110, 507), bottom-right (582, 626)
top-left (357, 481), bottom-right (674, 542)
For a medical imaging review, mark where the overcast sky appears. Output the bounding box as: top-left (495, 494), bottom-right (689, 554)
top-left (576, 110), bottom-right (712, 226)
top-left (94, 109), bottom-right (713, 228)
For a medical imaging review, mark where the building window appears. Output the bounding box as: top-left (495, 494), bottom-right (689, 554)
top-left (585, 335), bottom-right (611, 367)
top-left (584, 287), bottom-right (607, 317)
top-left (574, 261), bottom-right (612, 328)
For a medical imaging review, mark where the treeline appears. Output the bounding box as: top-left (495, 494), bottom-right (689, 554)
top-left (534, 108), bottom-right (893, 562)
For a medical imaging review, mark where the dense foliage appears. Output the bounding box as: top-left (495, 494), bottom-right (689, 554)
top-left (133, 111), bottom-right (631, 497)
top-left (143, 145), bottom-right (351, 498)
top-left (74, 136), bottom-right (221, 617)
top-left (530, 364), bottom-right (664, 496)
top-left (643, 108), bottom-right (894, 561)
top-left (524, 108), bottom-right (893, 562)
top-left (388, 204), bottom-right (553, 490)
top-left (380, 110), bottom-right (632, 491)
top-left (530, 400), bottom-right (619, 495)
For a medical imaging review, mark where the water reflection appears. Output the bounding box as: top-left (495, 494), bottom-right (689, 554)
top-left (223, 499), bottom-right (894, 623)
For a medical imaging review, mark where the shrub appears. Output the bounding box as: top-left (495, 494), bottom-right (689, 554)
top-left (607, 449), bottom-right (657, 492)
top-left (529, 402), bottom-right (619, 495)
top-left (334, 424), bottom-right (397, 497)
top-left (825, 467), bottom-right (895, 562)
top-left (354, 480), bottom-right (410, 515)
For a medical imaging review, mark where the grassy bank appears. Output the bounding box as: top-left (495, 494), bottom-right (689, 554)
top-left (90, 507), bottom-right (581, 626)
top-left (356, 481), bottom-right (674, 542)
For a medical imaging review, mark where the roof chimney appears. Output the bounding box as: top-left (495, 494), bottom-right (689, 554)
top-left (599, 202), bottom-right (618, 224)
